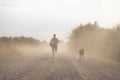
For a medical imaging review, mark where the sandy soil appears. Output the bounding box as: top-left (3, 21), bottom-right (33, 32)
top-left (0, 53), bottom-right (120, 80)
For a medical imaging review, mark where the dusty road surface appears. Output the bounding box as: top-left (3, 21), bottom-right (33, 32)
top-left (0, 53), bottom-right (120, 80)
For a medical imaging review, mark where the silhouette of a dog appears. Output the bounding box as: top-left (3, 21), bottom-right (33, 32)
top-left (79, 48), bottom-right (84, 60)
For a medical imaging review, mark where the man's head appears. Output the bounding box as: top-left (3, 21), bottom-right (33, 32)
top-left (53, 34), bottom-right (56, 38)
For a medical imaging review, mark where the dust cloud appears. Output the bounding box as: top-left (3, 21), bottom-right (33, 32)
top-left (1, 24), bottom-right (120, 63)
top-left (68, 23), bottom-right (120, 62)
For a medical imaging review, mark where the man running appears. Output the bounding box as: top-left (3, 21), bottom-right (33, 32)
top-left (49, 34), bottom-right (59, 57)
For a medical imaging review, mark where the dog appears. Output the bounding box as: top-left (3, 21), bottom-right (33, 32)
top-left (79, 48), bottom-right (84, 60)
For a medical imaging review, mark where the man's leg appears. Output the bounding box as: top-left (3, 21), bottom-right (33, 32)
top-left (52, 47), bottom-right (54, 56)
top-left (55, 46), bottom-right (57, 53)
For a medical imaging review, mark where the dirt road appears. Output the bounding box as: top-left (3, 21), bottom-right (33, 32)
top-left (0, 53), bottom-right (120, 80)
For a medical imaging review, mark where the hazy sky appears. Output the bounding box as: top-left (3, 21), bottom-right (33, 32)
top-left (0, 0), bottom-right (120, 42)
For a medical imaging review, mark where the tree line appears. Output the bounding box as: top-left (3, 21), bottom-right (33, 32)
top-left (68, 22), bottom-right (120, 61)
top-left (0, 36), bottom-right (41, 46)
top-left (0, 36), bottom-right (43, 57)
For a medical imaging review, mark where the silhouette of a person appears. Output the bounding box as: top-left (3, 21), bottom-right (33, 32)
top-left (50, 34), bottom-right (59, 57)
